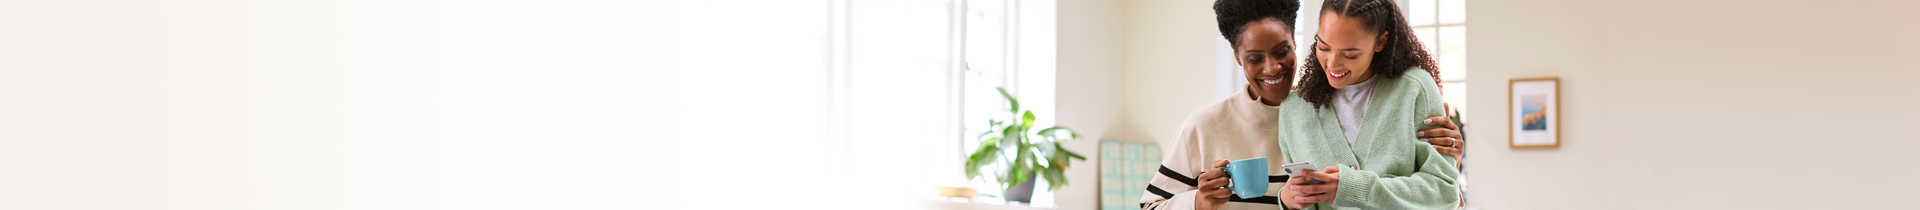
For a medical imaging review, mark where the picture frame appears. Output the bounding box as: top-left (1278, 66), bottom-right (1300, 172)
top-left (1508, 77), bottom-right (1559, 148)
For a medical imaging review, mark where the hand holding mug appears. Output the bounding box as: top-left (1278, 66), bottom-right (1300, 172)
top-left (1194, 160), bottom-right (1232, 210)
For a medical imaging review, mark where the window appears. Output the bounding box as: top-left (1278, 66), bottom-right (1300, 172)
top-left (830, 0), bottom-right (957, 202)
top-left (959, 0), bottom-right (1059, 207)
top-left (1406, 0), bottom-right (1468, 119)
top-left (825, 0), bottom-right (1057, 207)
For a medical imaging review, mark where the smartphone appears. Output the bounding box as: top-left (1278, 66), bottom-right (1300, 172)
top-left (1280, 161), bottom-right (1324, 185)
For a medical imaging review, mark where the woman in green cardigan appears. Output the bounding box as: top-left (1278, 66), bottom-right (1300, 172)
top-left (1275, 0), bottom-right (1458, 209)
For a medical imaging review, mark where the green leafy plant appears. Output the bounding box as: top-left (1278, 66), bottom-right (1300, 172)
top-left (964, 87), bottom-right (1085, 192)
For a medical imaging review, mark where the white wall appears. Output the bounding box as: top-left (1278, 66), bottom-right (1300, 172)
top-left (1464, 0), bottom-right (1614, 208)
top-left (1054, 0), bottom-right (1129, 209)
top-left (1118, 0), bottom-right (1225, 147)
top-left (1467, 0), bottom-right (1920, 209)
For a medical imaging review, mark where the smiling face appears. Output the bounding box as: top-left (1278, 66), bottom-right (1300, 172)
top-left (1235, 18), bottom-right (1296, 105)
top-left (1314, 13), bottom-right (1388, 88)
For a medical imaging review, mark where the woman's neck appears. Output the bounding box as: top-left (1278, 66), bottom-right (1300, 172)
top-left (1246, 85), bottom-right (1285, 106)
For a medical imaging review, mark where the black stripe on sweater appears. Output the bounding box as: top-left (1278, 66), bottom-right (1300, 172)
top-left (1269, 175), bottom-right (1289, 183)
top-left (1149, 185), bottom-right (1280, 205)
top-left (1145, 185), bottom-right (1175, 198)
top-left (1158, 165), bottom-right (1197, 186)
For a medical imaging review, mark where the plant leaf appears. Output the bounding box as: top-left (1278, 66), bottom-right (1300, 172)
top-left (999, 124), bottom-right (1022, 151)
top-left (1043, 165), bottom-right (1068, 190)
top-left (1020, 111), bottom-right (1036, 131)
top-left (1042, 143), bottom-right (1073, 172)
top-left (1035, 126), bottom-right (1079, 142)
top-left (1020, 143), bottom-right (1037, 167)
top-left (1006, 149), bottom-right (1032, 190)
top-left (1032, 164), bottom-right (1052, 190)
top-left (1033, 154), bottom-right (1063, 190)
top-left (995, 170), bottom-right (1010, 191)
top-left (996, 87), bottom-right (1019, 113)
top-left (1021, 142), bottom-right (1039, 180)
top-left (1052, 146), bottom-right (1067, 167)
top-left (964, 137), bottom-right (1001, 180)
top-left (1055, 142), bottom-right (1086, 161)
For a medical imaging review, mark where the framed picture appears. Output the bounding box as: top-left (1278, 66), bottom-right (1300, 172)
top-left (1509, 78), bottom-right (1559, 148)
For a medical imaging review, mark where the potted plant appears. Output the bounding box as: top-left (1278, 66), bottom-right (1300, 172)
top-left (964, 87), bottom-right (1085, 203)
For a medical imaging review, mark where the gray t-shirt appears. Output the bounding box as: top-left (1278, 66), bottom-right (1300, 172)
top-left (1332, 76), bottom-right (1378, 146)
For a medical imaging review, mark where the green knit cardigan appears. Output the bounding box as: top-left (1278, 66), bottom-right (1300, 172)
top-left (1276, 68), bottom-right (1460, 210)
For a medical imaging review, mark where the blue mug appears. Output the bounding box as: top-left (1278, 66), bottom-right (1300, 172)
top-left (1216, 157), bottom-right (1269, 199)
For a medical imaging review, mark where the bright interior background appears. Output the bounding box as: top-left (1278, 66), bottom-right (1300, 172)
top-left (3, 0), bottom-right (1918, 210)
top-left (0, 1), bottom-right (836, 209)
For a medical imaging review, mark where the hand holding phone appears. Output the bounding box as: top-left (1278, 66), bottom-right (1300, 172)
top-left (1280, 161), bottom-right (1323, 185)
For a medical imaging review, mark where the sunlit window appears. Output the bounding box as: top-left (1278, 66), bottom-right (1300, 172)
top-left (958, 0), bottom-right (1059, 207)
top-left (833, 0), bottom-right (1055, 207)
top-left (1407, 0), bottom-right (1467, 120)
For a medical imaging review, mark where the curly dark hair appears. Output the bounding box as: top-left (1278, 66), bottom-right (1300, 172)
top-left (1213, 0), bottom-right (1301, 47)
top-left (1297, 0), bottom-right (1441, 108)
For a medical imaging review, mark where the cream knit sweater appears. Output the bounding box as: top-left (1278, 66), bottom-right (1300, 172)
top-left (1139, 87), bottom-right (1287, 210)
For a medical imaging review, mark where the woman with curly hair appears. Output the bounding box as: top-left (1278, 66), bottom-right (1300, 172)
top-left (1272, 0), bottom-right (1458, 209)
